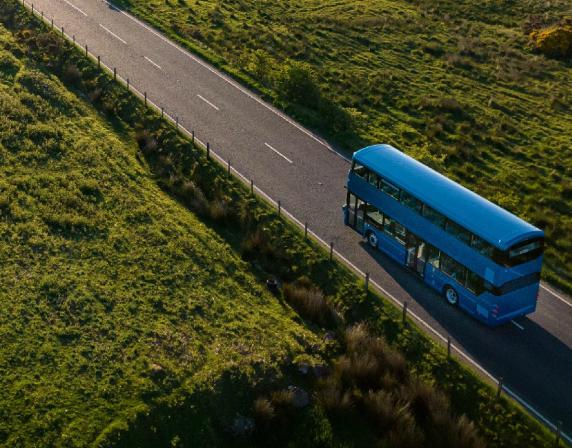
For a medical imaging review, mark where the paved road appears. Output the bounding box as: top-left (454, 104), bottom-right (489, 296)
top-left (24, 0), bottom-right (572, 438)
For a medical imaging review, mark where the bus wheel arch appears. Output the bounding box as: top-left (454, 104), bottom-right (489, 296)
top-left (443, 285), bottom-right (459, 306)
top-left (366, 231), bottom-right (379, 248)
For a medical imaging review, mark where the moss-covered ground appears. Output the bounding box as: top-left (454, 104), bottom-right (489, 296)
top-left (113, 0), bottom-right (572, 292)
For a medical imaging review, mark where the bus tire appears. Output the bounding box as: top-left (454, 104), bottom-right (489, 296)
top-left (444, 286), bottom-right (459, 306)
top-left (367, 231), bottom-right (378, 249)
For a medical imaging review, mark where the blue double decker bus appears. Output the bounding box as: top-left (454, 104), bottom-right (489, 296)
top-left (343, 144), bottom-right (544, 326)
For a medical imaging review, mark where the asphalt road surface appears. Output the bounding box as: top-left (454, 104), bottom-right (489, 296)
top-left (23, 0), bottom-right (572, 440)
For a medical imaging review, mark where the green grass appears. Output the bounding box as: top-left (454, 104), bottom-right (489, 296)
top-left (112, 0), bottom-right (572, 292)
top-left (0, 22), bottom-right (323, 447)
top-left (0, 3), bottom-right (563, 447)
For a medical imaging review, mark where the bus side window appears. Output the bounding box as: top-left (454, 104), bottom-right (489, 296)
top-left (400, 190), bottom-right (421, 212)
top-left (394, 222), bottom-right (407, 245)
top-left (368, 172), bottom-right (379, 188)
top-left (383, 215), bottom-right (395, 236)
top-left (380, 180), bottom-right (400, 200)
top-left (445, 220), bottom-right (472, 245)
top-left (426, 245), bottom-right (440, 269)
top-left (471, 236), bottom-right (494, 258)
top-left (466, 271), bottom-right (485, 295)
top-left (422, 205), bottom-right (446, 228)
top-left (353, 163), bottom-right (368, 179)
top-left (441, 253), bottom-right (467, 284)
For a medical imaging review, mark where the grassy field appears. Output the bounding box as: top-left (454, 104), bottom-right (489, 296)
top-left (114, 0), bottom-right (572, 292)
top-left (0, 23), bottom-right (326, 447)
top-left (0, 3), bottom-right (561, 447)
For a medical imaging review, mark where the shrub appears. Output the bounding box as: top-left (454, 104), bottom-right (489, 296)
top-left (334, 352), bottom-right (383, 390)
top-left (398, 378), bottom-right (450, 426)
top-left (531, 24), bottom-right (572, 59)
top-left (270, 389), bottom-right (295, 410)
top-left (208, 198), bottom-right (230, 222)
top-left (62, 63), bottom-right (82, 85)
top-left (253, 397), bottom-right (275, 422)
top-left (275, 60), bottom-right (321, 108)
top-left (314, 378), bottom-right (353, 416)
top-left (283, 281), bottom-right (335, 327)
top-left (444, 415), bottom-right (486, 448)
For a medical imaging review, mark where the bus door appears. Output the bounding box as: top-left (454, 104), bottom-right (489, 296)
top-left (406, 235), bottom-right (426, 277)
top-left (346, 193), bottom-right (365, 234)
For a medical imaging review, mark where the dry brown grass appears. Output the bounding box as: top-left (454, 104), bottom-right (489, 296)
top-left (283, 281), bottom-right (336, 327)
top-left (253, 397), bottom-right (275, 421)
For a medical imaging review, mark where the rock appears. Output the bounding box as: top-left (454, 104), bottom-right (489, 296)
top-left (288, 386), bottom-right (310, 408)
top-left (230, 415), bottom-right (255, 436)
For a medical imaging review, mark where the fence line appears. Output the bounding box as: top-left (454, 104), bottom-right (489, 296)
top-left (18, 1), bottom-right (571, 444)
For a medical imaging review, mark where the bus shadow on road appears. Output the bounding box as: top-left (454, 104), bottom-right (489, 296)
top-left (357, 240), bottom-right (572, 435)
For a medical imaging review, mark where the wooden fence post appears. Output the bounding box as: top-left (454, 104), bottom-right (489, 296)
top-left (497, 377), bottom-right (503, 398)
top-left (447, 336), bottom-right (451, 358)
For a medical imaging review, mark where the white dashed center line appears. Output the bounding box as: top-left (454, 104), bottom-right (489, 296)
top-left (511, 320), bottom-right (525, 330)
top-left (144, 56), bottom-right (162, 70)
top-left (99, 24), bottom-right (127, 44)
top-left (265, 143), bottom-right (293, 164)
top-left (197, 94), bottom-right (220, 111)
top-left (63, 0), bottom-right (87, 16)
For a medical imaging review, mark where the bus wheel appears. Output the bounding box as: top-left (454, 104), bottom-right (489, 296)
top-left (367, 231), bottom-right (378, 249)
top-left (444, 286), bottom-right (458, 306)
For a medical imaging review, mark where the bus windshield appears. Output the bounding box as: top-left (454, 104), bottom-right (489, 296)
top-left (505, 239), bottom-right (544, 266)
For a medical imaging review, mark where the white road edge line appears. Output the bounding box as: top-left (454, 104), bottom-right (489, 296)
top-left (265, 143), bottom-right (293, 164)
top-left (62, 0), bottom-right (87, 16)
top-left (99, 24), bottom-right (127, 44)
top-left (540, 283), bottom-right (572, 308)
top-left (144, 56), bottom-right (162, 70)
top-left (511, 320), bottom-right (525, 330)
top-left (196, 94), bottom-right (220, 111)
top-left (28, 5), bottom-right (571, 444)
top-left (100, 0), bottom-right (349, 163)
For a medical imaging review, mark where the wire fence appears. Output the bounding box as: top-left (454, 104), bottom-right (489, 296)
top-left (19, 1), bottom-right (571, 445)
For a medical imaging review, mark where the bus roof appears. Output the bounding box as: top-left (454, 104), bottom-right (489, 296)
top-left (353, 144), bottom-right (543, 250)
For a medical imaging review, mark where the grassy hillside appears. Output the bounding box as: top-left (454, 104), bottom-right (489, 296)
top-left (0, 24), bottom-right (322, 447)
top-left (114, 0), bottom-right (572, 291)
top-left (0, 4), bottom-right (560, 447)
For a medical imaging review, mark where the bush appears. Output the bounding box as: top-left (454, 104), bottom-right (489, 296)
top-left (270, 389), bottom-right (295, 410)
top-left (531, 23), bottom-right (572, 59)
top-left (283, 281), bottom-right (336, 326)
top-left (315, 378), bottom-right (354, 416)
top-left (398, 378), bottom-right (450, 427)
top-left (253, 397), bottom-right (275, 422)
top-left (445, 415), bottom-right (486, 448)
top-left (335, 352), bottom-right (384, 390)
top-left (62, 63), bottom-right (82, 85)
top-left (275, 60), bottom-right (321, 108)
